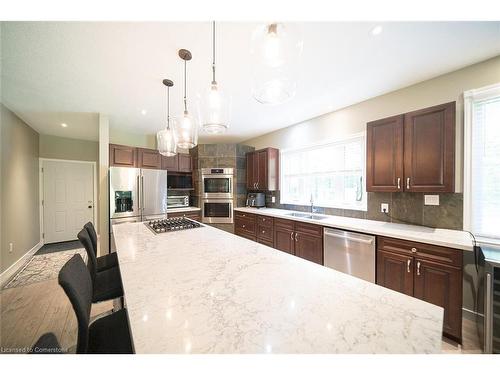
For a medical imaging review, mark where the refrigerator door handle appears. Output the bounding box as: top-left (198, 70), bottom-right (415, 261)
top-left (141, 175), bottom-right (145, 211)
top-left (137, 175), bottom-right (141, 210)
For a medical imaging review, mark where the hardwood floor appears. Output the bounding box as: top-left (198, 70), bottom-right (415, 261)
top-left (441, 317), bottom-right (483, 354)
top-left (0, 278), bottom-right (112, 353)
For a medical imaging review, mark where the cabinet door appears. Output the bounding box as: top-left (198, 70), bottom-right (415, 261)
top-left (414, 258), bottom-right (462, 341)
top-left (274, 226), bottom-right (295, 255)
top-left (366, 115), bottom-right (404, 192)
top-left (294, 232), bottom-right (323, 265)
top-left (257, 150), bottom-right (268, 190)
top-left (403, 102), bottom-right (455, 192)
top-left (109, 144), bottom-right (137, 167)
top-left (161, 154), bottom-right (179, 171)
top-left (246, 152), bottom-right (257, 190)
top-left (177, 154), bottom-right (192, 173)
top-left (376, 250), bottom-right (413, 296)
top-left (137, 148), bottom-right (161, 169)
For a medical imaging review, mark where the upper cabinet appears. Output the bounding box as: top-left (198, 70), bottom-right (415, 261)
top-left (137, 148), bottom-right (161, 169)
top-left (366, 102), bottom-right (455, 193)
top-left (366, 115), bottom-right (404, 192)
top-left (110, 144), bottom-right (192, 173)
top-left (110, 144), bottom-right (137, 167)
top-left (246, 148), bottom-right (279, 191)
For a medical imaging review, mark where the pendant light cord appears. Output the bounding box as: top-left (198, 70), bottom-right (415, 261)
top-left (166, 86), bottom-right (170, 129)
top-left (212, 21), bottom-right (216, 84)
top-left (183, 59), bottom-right (188, 113)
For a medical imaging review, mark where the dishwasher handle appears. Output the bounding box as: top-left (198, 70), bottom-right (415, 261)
top-left (324, 230), bottom-right (375, 245)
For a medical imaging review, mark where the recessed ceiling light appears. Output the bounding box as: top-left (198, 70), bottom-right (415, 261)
top-left (371, 25), bottom-right (383, 36)
top-left (61, 123), bottom-right (68, 128)
top-left (141, 109), bottom-right (147, 115)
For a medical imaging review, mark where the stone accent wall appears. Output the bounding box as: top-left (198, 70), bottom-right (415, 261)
top-left (190, 144), bottom-right (255, 233)
top-left (265, 190), bottom-right (463, 230)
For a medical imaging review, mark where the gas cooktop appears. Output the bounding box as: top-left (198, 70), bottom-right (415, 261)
top-left (145, 217), bottom-right (202, 234)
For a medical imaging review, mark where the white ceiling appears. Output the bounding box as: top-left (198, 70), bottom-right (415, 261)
top-left (2, 21), bottom-right (500, 143)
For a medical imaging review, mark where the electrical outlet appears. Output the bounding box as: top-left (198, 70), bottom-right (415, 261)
top-left (9, 243), bottom-right (13, 253)
top-left (424, 195), bottom-right (440, 206)
top-left (381, 203), bottom-right (389, 213)
top-left (271, 196), bottom-right (276, 203)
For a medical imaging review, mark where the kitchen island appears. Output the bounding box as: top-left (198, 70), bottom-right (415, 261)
top-left (113, 221), bottom-right (444, 354)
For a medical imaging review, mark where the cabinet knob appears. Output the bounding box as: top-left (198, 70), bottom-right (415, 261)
top-left (411, 247), bottom-right (417, 253)
top-left (262, 230), bottom-right (265, 234)
top-left (242, 224), bottom-right (246, 228)
top-left (262, 218), bottom-right (265, 221)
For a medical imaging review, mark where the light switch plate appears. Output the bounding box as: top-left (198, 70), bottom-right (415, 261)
top-left (271, 196), bottom-right (276, 203)
top-left (381, 203), bottom-right (389, 213)
top-left (424, 195), bottom-right (440, 206)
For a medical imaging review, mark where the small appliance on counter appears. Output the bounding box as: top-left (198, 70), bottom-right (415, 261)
top-left (246, 192), bottom-right (265, 208)
top-left (167, 195), bottom-right (190, 209)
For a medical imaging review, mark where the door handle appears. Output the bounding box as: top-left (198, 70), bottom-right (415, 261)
top-left (290, 232), bottom-right (293, 241)
top-left (406, 177), bottom-right (410, 190)
top-left (397, 177), bottom-right (401, 190)
top-left (141, 175), bottom-right (145, 211)
top-left (295, 232), bottom-right (298, 242)
top-left (416, 261), bottom-right (421, 276)
top-left (137, 175), bottom-right (141, 210)
top-left (407, 259), bottom-right (411, 273)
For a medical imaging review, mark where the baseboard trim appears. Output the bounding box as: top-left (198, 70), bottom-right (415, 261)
top-left (0, 241), bottom-right (43, 288)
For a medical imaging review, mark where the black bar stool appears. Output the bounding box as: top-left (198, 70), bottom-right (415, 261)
top-left (77, 228), bottom-right (123, 303)
top-left (84, 222), bottom-right (118, 272)
top-left (58, 254), bottom-right (133, 354)
top-left (31, 333), bottom-right (62, 354)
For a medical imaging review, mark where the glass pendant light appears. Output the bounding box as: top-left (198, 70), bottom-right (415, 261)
top-left (250, 23), bottom-right (303, 105)
top-left (157, 79), bottom-right (177, 156)
top-left (201, 21), bottom-right (231, 134)
top-left (174, 49), bottom-right (198, 149)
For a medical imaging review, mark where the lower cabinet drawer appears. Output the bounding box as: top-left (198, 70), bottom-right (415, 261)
top-left (257, 224), bottom-right (273, 241)
top-left (236, 230), bottom-right (256, 241)
top-left (235, 217), bottom-right (256, 237)
top-left (235, 212), bottom-right (255, 221)
top-left (257, 215), bottom-right (274, 228)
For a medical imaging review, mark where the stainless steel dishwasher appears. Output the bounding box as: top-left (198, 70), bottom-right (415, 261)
top-left (323, 228), bottom-right (376, 283)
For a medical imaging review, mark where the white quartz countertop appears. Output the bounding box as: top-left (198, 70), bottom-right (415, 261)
top-left (167, 206), bottom-right (200, 213)
top-left (113, 222), bottom-right (443, 354)
top-left (234, 207), bottom-right (473, 251)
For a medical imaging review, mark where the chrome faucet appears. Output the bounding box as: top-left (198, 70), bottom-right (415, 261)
top-left (310, 194), bottom-right (316, 213)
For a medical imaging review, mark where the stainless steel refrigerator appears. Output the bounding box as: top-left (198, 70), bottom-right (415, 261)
top-left (109, 167), bottom-right (168, 231)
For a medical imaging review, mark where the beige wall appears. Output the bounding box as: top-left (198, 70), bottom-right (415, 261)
top-left (243, 55), bottom-right (500, 193)
top-left (110, 127), bottom-right (156, 149)
top-left (39, 134), bottom-right (98, 162)
top-left (1, 105), bottom-right (40, 273)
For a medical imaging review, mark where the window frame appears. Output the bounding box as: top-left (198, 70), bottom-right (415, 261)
top-left (463, 82), bottom-right (500, 246)
top-left (279, 132), bottom-right (367, 211)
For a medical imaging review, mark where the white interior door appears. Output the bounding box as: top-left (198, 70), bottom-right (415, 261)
top-left (43, 160), bottom-right (95, 244)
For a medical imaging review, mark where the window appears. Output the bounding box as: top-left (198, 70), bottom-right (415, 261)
top-left (464, 83), bottom-right (500, 243)
top-left (280, 134), bottom-right (366, 211)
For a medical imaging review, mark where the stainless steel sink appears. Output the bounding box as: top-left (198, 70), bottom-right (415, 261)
top-left (285, 212), bottom-right (328, 220)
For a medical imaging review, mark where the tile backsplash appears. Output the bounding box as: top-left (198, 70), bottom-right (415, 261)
top-left (265, 191), bottom-right (463, 230)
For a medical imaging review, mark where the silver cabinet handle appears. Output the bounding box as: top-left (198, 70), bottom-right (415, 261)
top-left (295, 232), bottom-right (298, 242)
top-left (416, 261), bottom-right (421, 276)
top-left (290, 232), bottom-right (293, 240)
top-left (411, 247), bottom-right (417, 253)
top-left (406, 177), bottom-right (410, 190)
top-left (397, 177), bottom-right (401, 189)
top-left (407, 259), bottom-right (411, 273)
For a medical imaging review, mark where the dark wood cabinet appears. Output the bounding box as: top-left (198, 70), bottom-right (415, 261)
top-left (295, 232), bottom-right (323, 265)
top-left (376, 236), bottom-right (462, 342)
top-left (177, 154), bottom-right (192, 173)
top-left (366, 102), bottom-right (455, 193)
top-left (274, 219), bottom-right (295, 255)
top-left (404, 102), bottom-right (455, 192)
top-left (376, 249), bottom-right (413, 296)
top-left (137, 148), bottom-right (161, 169)
top-left (168, 210), bottom-right (201, 221)
top-left (413, 258), bottom-right (462, 341)
top-left (234, 212), bottom-right (257, 240)
top-left (246, 148), bottom-right (279, 191)
top-left (161, 154), bottom-right (178, 171)
top-left (109, 144), bottom-right (137, 167)
top-left (366, 115), bottom-right (404, 192)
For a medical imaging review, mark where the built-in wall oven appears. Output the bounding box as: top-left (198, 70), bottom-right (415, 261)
top-left (202, 199), bottom-right (233, 224)
top-left (202, 168), bottom-right (233, 198)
